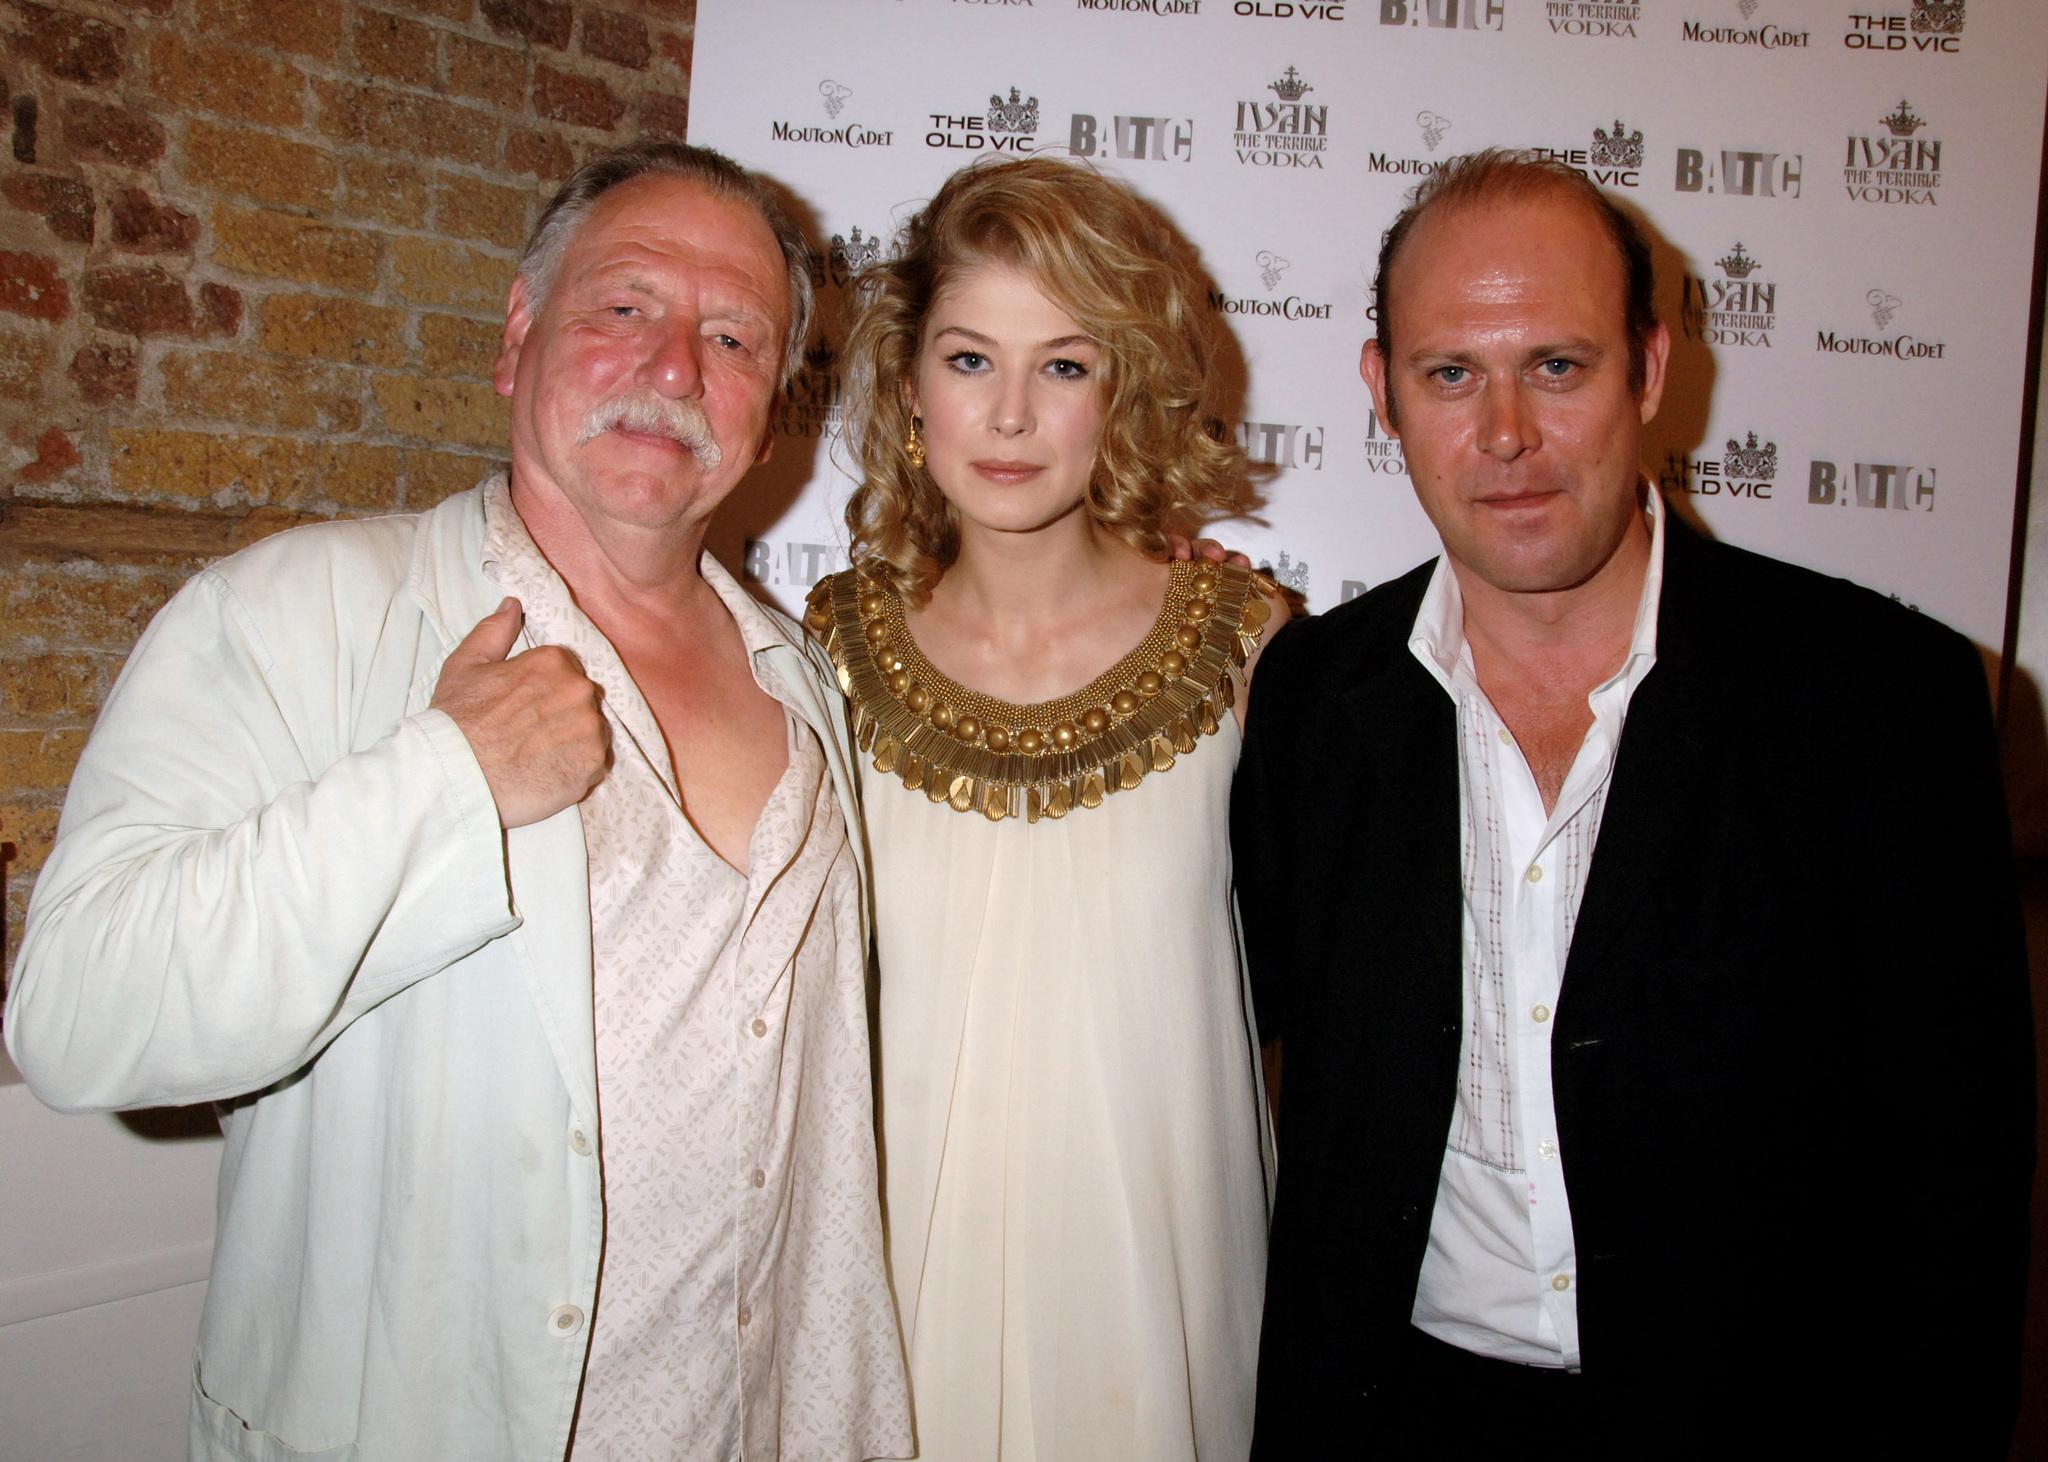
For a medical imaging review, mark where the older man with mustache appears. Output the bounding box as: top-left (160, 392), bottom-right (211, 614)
top-left (6, 143), bottom-right (913, 1462)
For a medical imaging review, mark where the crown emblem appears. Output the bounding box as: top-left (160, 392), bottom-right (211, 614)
top-left (988, 86), bottom-right (1040, 135)
top-left (1416, 110), bottom-right (1451, 153)
top-left (1910, 0), bottom-right (1964, 36)
top-left (1590, 118), bottom-right (1644, 170)
top-left (1724, 432), bottom-right (1778, 482)
top-left (1716, 242), bottom-right (1761, 279)
top-left (1268, 551), bottom-right (1310, 595)
top-left (1881, 99), bottom-right (1926, 137)
top-left (1268, 67), bottom-right (1313, 102)
top-left (1867, 288), bottom-right (1901, 330)
top-left (802, 339), bottom-right (836, 373)
top-left (819, 80), bottom-right (852, 119)
top-left (829, 225), bottom-right (882, 276)
top-left (1256, 250), bottom-right (1290, 291)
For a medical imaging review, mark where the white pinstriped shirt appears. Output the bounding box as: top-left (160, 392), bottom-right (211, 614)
top-left (1405, 488), bottom-right (1666, 1370)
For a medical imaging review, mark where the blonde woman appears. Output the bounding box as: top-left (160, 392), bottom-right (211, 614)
top-left (804, 156), bottom-right (1284, 1460)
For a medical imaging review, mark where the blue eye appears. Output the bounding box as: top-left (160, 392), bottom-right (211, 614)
top-left (1436, 366), bottom-right (1468, 385)
top-left (1539, 358), bottom-right (1573, 376)
top-left (946, 351), bottom-right (988, 372)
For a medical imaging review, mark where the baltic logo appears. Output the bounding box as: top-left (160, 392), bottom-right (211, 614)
top-left (1845, 99), bottom-right (1942, 206)
top-left (1239, 420), bottom-right (1325, 471)
top-left (1235, 0), bottom-right (1348, 15)
top-left (1844, 0), bottom-right (1962, 53)
top-left (1660, 431), bottom-right (1778, 500)
top-left (1370, 111), bottom-right (1452, 177)
top-left (1682, 242), bottom-right (1777, 348)
top-left (1807, 458), bottom-right (1937, 513)
top-left (744, 537), bottom-right (850, 588)
top-left (1070, 106), bottom-right (1193, 163)
top-left (1546, 0), bottom-right (1635, 39)
top-left (772, 81), bottom-right (895, 148)
top-left (1379, 0), bottom-right (1504, 28)
top-left (1673, 147), bottom-right (1802, 197)
top-left (932, 85), bottom-right (1042, 153)
top-left (1816, 287), bottom-right (1947, 360)
top-left (1232, 67), bottom-right (1328, 170)
top-left (1208, 251), bottom-right (1334, 320)
top-left (1533, 118), bottom-right (1643, 188)
top-left (1362, 408), bottom-right (1408, 476)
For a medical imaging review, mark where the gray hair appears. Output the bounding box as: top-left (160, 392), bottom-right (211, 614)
top-left (518, 141), bottom-right (815, 387)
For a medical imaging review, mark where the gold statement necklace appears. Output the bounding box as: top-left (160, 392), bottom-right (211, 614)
top-left (807, 559), bottom-right (1274, 823)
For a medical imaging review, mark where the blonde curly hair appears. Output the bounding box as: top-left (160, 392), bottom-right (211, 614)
top-left (840, 154), bottom-right (1249, 604)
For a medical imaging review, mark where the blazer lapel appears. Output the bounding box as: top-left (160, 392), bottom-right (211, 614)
top-left (1560, 524), bottom-right (1733, 995)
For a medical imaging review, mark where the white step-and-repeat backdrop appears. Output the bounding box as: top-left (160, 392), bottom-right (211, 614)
top-left (689, 0), bottom-right (2048, 651)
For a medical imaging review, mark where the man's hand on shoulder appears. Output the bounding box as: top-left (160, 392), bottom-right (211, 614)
top-left (431, 599), bottom-right (611, 829)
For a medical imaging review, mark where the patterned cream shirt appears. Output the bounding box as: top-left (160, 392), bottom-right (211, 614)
top-left (480, 481), bottom-right (910, 1462)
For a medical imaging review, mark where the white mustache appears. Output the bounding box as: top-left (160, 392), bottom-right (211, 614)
top-left (577, 393), bottom-right (724, 469)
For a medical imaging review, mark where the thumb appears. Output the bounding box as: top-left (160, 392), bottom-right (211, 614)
top-left (450, 598), bottom-right (524, 666)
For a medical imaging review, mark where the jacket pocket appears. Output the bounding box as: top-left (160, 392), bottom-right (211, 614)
top-left (191, 1358), bottom-right (360, 1462)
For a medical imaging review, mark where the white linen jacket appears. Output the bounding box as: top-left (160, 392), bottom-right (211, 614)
top-left (4, 484), bottom-right (880, 1461)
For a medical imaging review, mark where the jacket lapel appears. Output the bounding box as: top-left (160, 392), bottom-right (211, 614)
top-left (1560, 522), bottom-right (1732, 996)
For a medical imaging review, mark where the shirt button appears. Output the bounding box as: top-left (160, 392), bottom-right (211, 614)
top-left (751, 1019), bottom-right (768, 1038)
top-left (1497, 726), bottom-right (1514, 746)
top-left (1538, 1139), bottom-right (1558, 1160)
top-left (1526, 865), bottom-right (1544, 884)
top-left (752, 1168), bottom-right (766, 1188)
top-left (569, 1126), bottom-right (591, 1156)
top-left (1531, 1004), bottom-right (1551, 1023)
top-left (1552, 1275), bottom-right (1572, 1292)
top-left (738, 1305), bottom-right (753, 1328)
top-left (548, 1304), bottom-right (585, 1335)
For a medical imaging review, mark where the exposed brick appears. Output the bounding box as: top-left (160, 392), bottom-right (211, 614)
top-left (85, 264), bottom-right (193, 336)
top-left (353, 9), bottom-right (438, 87)
top-left (259, 292), bottom-right (408, 366)
top-left (444, 33), bottom-right (525, 109)
top-left (3, 562), bottom-right (190, 647)
top-left (146, 35), bottom-right (305, 129)
top-left (406, 447), bottom-right (495, 507)
top-left (504, 128), bottom-right (574, 180)
top-left (638, 0), bottom-right (691, 18)
top-left (191, 0), bottom-right (345, 62)
top-left (110, 189), bottom-right (197, 254)
top-left (15, 426), bottom-right (81, 483)
top-left (420, 311), bottom-right (501, 379)
top-left (534, 66), bottom-right (623, 130)
top-left (14, 4), bottom-right (125, 88)
top-left (390, 234), bottom-right (513, 308)
top-left (638, 90), bottom-right (688, 142)
top-left (372, 373), bottom-right (509, 448)
top-left (0, 653), bottom-right (102, 718)
top-left (481, 0), bottom-right (571, 48)
top-left (109, 427), bottom-right (319, 505)
top-left (212, 206), bottom-right (380, 291)
top-left (0, 251), bottom-right (69, 322)
top-left (315, 81), bottom-right (496, 167)
top-left (161, 351), bottom-right (365, 432)
top-left (436, 173), bottom-right (529, 248)
top-left (13, 94), bottom-right (39, 165)
top-left (184, 120), bottom-right (340, 211)
top-left (388, 0), bottom-right (472, 16)
top-left (342, 157), bottom-right (429, 227)
top-left (0, 730), bottom-right (89, 789)
top-left (1, 173), bottom-right (95, 243)
top-left (201, 282), bottom-right (243, 337)
top-left (69, 339), bottom-right (138, 403)
top-left (655, 30), bottom-right (690, 72)
top-left (319, 441), bottom-right (401, 509)
top-left (61, 99), bottom-right (167, 168)
top-left (104, 0), bottom-right (175, 13)
top-left (581, 11), bottom-right (650, 69)
top-left (0, 806), bottom-right (62, 879)
top-left (0, 319), bottom-right (53, 400)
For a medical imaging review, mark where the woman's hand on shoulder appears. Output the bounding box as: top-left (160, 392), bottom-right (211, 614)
top-left (1167, 533), bottom-right (1252, 568)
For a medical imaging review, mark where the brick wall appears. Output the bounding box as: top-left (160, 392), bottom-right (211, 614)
top-left (0, 0), bottom-right (695, 970)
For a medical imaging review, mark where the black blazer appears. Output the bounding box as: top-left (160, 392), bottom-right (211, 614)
top-left (1233, 520), bottom-right (2035, 1454)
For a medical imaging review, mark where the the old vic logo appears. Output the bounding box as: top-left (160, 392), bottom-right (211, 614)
top-left (1378, 0), bottom-right (1503, 28)
top-left (1232, 67), bottom-right (1328, 169)
top-left (1844, 0), bottom-right (1963, 53)
top-left (1845, 100), bottom-right (1943, 206)
top-left (1661, 431), bottom-right (1779, 501)
top-left (931, 85), bottom-right (1043, 153)
top-left (772, 82), bottom-right (895, 149)
top-left (1682, 242), bottom-right (1778, 349)
top-left (1532, 118), bottom-right (1643, 188)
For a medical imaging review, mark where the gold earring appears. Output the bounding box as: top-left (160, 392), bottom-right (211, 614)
top-left (905, 417), bottom-right (926, 471)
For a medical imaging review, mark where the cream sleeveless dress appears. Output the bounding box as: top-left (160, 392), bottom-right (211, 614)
top-left (814, 562), bottom-right (1277, 1461)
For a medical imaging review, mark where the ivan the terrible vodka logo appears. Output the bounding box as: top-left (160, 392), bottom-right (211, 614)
top-left (1844, 99), bottom-right (1943, 206)
top-left (1233, 67), bottom-right (1329, 170)
top-left (1682, 242), bottom-right (1778, 349)
top-left (1545, 0), bottom-right (1637, 39)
